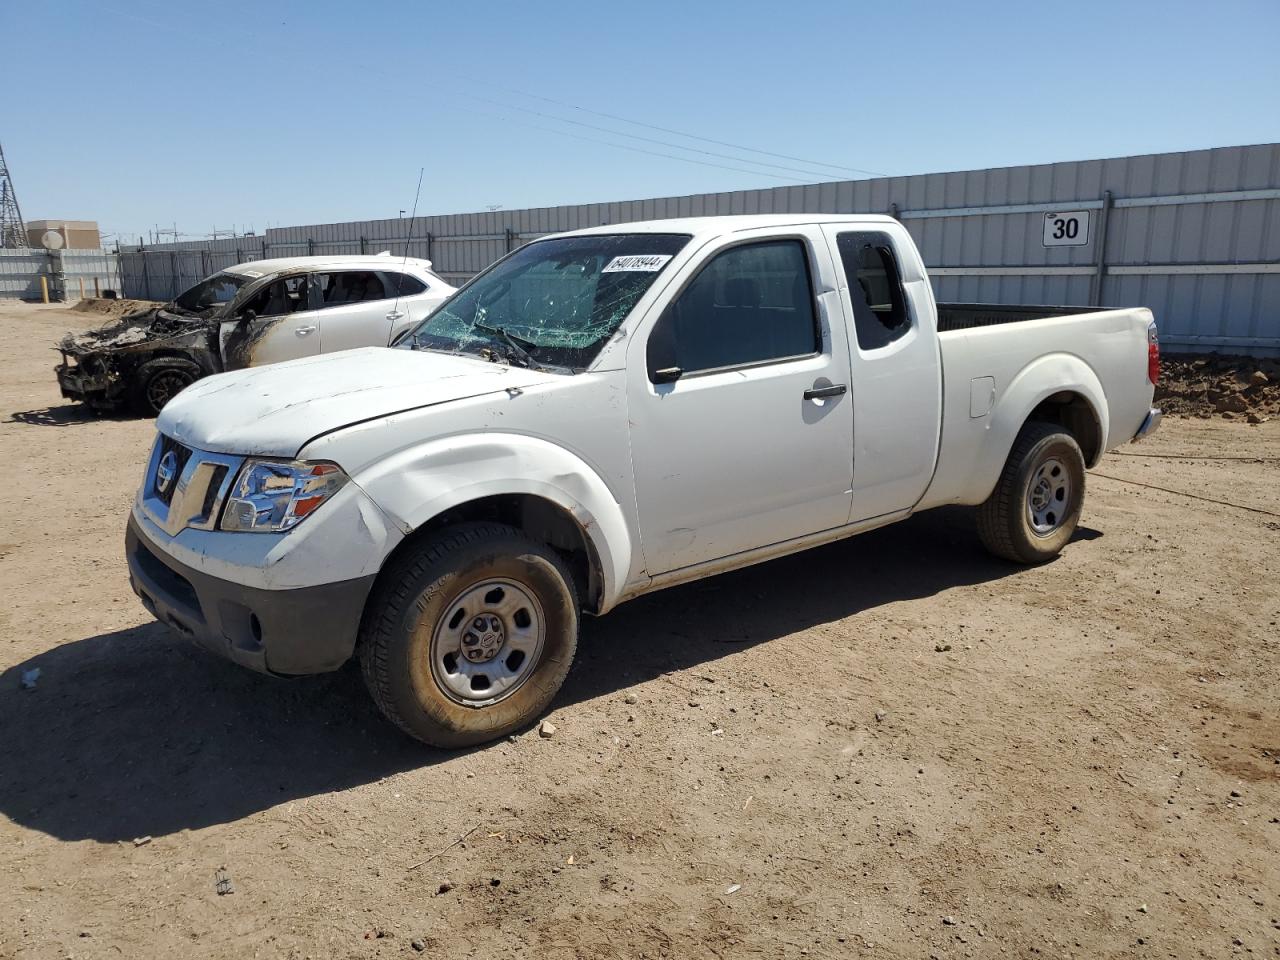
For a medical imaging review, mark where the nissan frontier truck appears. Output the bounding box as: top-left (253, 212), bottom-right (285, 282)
top-left (125, 215), bottom-right (1161, 746)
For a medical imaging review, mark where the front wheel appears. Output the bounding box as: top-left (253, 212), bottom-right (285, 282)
top-left (132, 357), bottom-right (202, 417)
top-left (977, 421), bottom-right (1086, 564)
top-left (359, 523), bottom-right (579, 748)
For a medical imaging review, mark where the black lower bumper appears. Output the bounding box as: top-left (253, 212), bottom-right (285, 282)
top-left (57, 363), bottom-right (98, 400)
top-left (125, 514), bottom-right (376, 676)
top-left (56, 361), bottom-right (118, 406)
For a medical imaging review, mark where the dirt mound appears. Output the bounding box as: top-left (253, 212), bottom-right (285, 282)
top-left (70, 298), bottom-right (162, 320)
top-left (1156, 353), bottom-right (1280, 423)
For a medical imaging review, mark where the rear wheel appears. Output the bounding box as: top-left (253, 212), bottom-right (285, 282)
top-left (359, 523), bottom-right (579, 748)
top-left (977, 421), bottom-right (1085, 564)
top-left (132, 357), bottom-right (202, 417)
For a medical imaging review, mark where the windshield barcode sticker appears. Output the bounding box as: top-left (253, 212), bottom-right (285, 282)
top-left (602, 254), bottom-right (673, 273)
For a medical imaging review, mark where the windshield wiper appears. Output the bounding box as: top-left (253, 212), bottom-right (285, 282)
top-left (472, 320), bottom-right (539, 368)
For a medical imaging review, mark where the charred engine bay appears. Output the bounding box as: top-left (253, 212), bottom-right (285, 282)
top-left (56, 307), bottom-right (221, 411)
top-left (59, 307), bottom-right (216, 354)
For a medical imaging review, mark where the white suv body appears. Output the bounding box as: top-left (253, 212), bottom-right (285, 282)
top-left (216, 254), bottom-right (454, 365)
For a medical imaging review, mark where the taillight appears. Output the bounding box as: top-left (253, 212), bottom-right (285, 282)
top-left (1147, 321), bottom-right (1160, 385)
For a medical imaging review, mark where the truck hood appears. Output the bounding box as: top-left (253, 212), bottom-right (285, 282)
top-left (157, 347), bottom-right (558, 456)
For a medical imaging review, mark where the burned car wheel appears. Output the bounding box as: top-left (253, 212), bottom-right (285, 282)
top-left (132, 358), bottom-right (202, 417)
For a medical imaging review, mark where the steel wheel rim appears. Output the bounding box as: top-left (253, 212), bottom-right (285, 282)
top-left (147, 371), bottom-right (190, 410)
top-left (430, 578), bottom-right (545, 707)
top-left (1026, 456), bottom-right (1071, 536)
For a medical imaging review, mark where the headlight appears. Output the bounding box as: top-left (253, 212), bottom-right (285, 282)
top-left (220, 459), bottom-right (348, 532)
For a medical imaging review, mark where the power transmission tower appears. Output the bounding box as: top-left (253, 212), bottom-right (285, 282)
top-left (0, 141), bottom-right (29, 248)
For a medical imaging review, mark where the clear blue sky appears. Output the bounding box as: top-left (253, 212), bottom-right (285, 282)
top-left (4, 0), bottom-right (1278, 246)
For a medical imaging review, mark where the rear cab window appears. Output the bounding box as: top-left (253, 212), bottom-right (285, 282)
top-left (835, 231), bottom-right (913, 351)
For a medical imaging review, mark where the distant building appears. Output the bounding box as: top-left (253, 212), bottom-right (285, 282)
top-left (26, 219), bottom-right (101, 249)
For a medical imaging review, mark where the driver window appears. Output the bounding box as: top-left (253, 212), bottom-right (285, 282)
top-left (240, 275), bottom-right (310, 317)
top-left (647, 239), bottom-right (818, 378)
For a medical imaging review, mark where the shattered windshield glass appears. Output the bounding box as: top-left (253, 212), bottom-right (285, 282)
top-left (402, 233), bottom-right (690, 370)
top-left (173, 272), bottom-right (250, 314)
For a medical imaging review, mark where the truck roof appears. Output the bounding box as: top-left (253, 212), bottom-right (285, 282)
top-left (553, 213), bottom-right (899, 239)
top-left (223, 254), bottom-right (438, 277)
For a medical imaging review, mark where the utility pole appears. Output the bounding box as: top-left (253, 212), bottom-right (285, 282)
top-left (0, 141), bottom-right (29, 248)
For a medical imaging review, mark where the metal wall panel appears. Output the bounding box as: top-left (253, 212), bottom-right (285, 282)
top-left (0, 248), bottom-right (123, 300)
top-left (116, 143), bottom-right (1280, 354)
top-left (0, 249), bottom-right (48, 298)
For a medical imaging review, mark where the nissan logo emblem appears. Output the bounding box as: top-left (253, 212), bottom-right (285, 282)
top-left (156, 450), bottom-right (178, 494)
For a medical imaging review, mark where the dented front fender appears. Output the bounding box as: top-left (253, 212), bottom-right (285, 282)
top-left (309, 432), bottom-right (636, 613)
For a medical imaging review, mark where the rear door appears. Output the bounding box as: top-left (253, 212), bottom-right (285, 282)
top-left (312, 270), bottom-right (397, 352)
top-left (379, 270), bottom-right (444, 340)
top-left (821, 225), bottom-right (942, 521)
top-left (628, 229), bottom-right (855, 574)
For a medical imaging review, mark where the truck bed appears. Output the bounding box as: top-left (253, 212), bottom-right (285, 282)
top-left (937, 303), bottom-right (1098, 333)
top-left (920, 304), bottom-right (1157, 511)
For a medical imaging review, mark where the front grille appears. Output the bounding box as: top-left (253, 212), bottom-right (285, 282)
top-left (200, 465), bottom-right (229, 522)
top-left (154, 434), bottom-right (193, 506)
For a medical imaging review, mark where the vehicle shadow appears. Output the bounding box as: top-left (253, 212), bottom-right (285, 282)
top-left (0, 508), bottom-right (1099, 843)
top-left (564, 507), bottom-right (1101, 704)
top-left (5, 404), bottom-right (124, 426)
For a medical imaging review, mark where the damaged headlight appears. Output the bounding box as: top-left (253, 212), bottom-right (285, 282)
top-left (220, 459), bottom-right (348, 533)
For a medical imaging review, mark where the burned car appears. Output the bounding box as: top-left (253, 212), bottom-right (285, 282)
top-left (56, 255), bottom-right (455, 416)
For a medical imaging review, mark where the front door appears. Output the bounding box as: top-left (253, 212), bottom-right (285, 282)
top-left (221, 273), bottom-right (320, 368)
top-left (821, 225), bottom-right (942, 521)
top-left (628, 231), bottom-right (855, 575)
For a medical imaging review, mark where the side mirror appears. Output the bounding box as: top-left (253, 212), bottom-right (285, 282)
top-left (240, 309), bottom-right (257, 325)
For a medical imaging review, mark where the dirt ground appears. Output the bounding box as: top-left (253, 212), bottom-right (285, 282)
top-left (1156, 355), bottom-right (1280, 423)
top-left (1, 300), bottom-right (1277, 960)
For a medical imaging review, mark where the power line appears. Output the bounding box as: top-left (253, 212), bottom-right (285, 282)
top-left (457, 91), bottom-right (863, 182)
top-left (470, 108), bottom-right (817, 184)
top-left (469, 79), bottom-right (887, 178)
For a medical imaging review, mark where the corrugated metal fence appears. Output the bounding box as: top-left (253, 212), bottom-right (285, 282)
top-left (117, 143), bottom-right (1280, 355)
top-left (0, 248), bottom-right (123, 300)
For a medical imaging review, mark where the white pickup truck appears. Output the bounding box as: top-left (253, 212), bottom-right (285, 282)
top-left (126, 215), bottom-right (1161, 746)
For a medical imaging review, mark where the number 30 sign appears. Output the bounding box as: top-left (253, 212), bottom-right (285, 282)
top-left (1043, 210), bottom-right (1090, 247)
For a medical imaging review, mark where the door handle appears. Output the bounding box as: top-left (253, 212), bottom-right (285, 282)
top-left (295, 325), bottom-right (317, 336)
top-left (386, 311), bottom-right (406, 321)
top-left (804, 383), bottom-right (847, 400)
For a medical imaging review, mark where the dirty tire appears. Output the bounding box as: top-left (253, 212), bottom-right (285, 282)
top-left (359, 523), bottom-right (579, 748)
top-left (132, 357), bottom-right (202, 417)
top-left (977, 421), bottom-right (1086, 564)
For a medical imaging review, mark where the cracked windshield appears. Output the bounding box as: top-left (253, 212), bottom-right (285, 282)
top-left (402, 233), bottom-right (690, 370)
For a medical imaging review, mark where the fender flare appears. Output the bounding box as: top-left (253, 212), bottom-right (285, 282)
top-left (966, 353), bottom-right (1108, 504)
top-left (347, 433), bottom-right (635, 612)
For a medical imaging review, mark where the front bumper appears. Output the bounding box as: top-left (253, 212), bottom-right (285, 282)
top-left (56, 360), bottom-right (112, 403)
top-left (126, 513), bottom-right (375, 675)
top-left (1133, 407), bottom-right (1162, 441)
